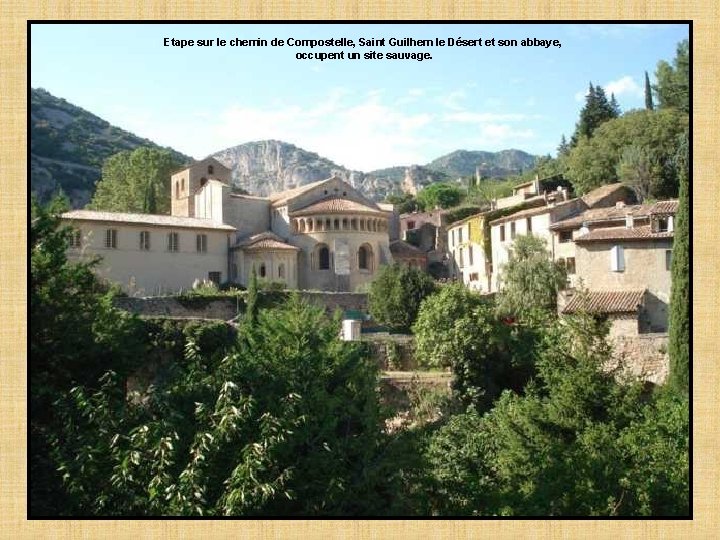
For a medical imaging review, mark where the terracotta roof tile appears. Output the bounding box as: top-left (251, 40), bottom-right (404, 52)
top-left (61, 210), bottom-right (236, 231)
top-left (291, 196), bottom-right (384, 216)
top-left (235, 232), bottom-right (299, 251)
top-left (268, 177), bottom-right (336, 205)
top-left (489, 198), bottom-right (578, 226)
top-left (562, 290), bottom-right (646, 314)
top-left (550, 204), bottom-right (653, 230)
top-left (580, 183), bottom-right (633, 208)
top-left (574, 225), bottom-right (674, 243)
top-left (650, 200), bottom-right (679, 215)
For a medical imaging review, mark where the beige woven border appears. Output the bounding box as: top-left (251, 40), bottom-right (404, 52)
top-left (2, 3), bottom-right (717, 538)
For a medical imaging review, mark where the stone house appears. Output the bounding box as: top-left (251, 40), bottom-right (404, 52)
top-left (561, 200), bottom-right (678, 334)
top-left (63, 158), bottom-right (400, 294)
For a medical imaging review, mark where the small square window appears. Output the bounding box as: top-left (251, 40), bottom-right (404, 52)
top-left (559, 230), bottom-right (573, 243)
top-left (69, 229), bottom-right (82, 248)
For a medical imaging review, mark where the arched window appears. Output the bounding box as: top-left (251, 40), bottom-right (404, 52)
top-left (317, 244), bottom-right (330, 270)
top-left (175, 181), bottom-right (179, 198)
top-left (181, 178), bottom-right (185, 192)
top-left (358, 244), bottom-right (373, 271)
top-left (342, 218), bottom-right (348, 229)
top-left (208, 165), bottom-right (214, 174)
top-left (259, 263), bottom-right (267, 278)
top-left (278, 263), bottom-right (285, 279)
top-left (334, 218), bottom-right (340, 230)
top-left (200, 177), bottom-right (208, 188)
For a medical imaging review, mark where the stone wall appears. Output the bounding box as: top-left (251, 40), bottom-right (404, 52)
top-left (114, 291), bottom-right (368, 320)
top-left (361, 333), bottom-right (416, 370)
top-left (607, 333), bottom-right (669, 385)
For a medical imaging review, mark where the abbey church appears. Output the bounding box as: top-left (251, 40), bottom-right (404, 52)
top-left (62, 157), bottom-right (405, 295)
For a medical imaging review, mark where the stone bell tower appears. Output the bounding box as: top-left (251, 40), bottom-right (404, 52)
top-left (171, 157), bottom-right (232, 217)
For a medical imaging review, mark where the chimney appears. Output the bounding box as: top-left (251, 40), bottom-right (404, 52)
top-left (625, 213), bottom-right (634, 228)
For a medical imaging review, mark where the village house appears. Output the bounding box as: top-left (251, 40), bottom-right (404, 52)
top-left (63, 157), bottom-right (400, 295)
top-left (559, 200), bottom-right (678, 336)
top-left (446, 212), bottom-right (491, 292)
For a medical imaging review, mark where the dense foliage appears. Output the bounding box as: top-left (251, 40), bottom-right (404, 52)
top-left (668, 132), bottom-right (690, 393)
top-left (654, 38), bottom-right (689, 113)
top-left (564, 109), bottom-right (688, 197)
top-left (424, 314), bottom-right (689, 516)
top-left (496, 234), bottom-right (567, 318)
top-left (368, 264), bottom-right (436, 332)
top-left (570, 83), bottom-right (620, 146)
top-left (89, 147), bottom-right (183, 214)
top-left (416, 182), bottom-right (464, 210)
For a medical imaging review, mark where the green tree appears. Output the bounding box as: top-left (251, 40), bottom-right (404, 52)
top-left (368, 264), bottom-right (436, 332)
top-left (616, 144), bottom-right (660, 202)
top-left (557, 134), bottom-right (570, 158)
top-left (564, 108), bottom-right (689, 196)
top-left (570, 83), bottom-right (619, 146)
top-left (655, 39), bottom-right (689, 113)
top-left (496, 235), bottom-right (566, 319)
top-left (384, 192), bottom-right (420, 214)
top-left (48, 296), bottom-right (390, 516)
top-left (668, 132), bottom-right (689, 393)
top-left (425, 313), bottom-right (689, 516)
top-left (416, 182), bottom-right (463, 210)
top-left (89, 147), bottom-right (183, 214)
top-left (30, 196), bottom-right (143, 515)
top-left (644, 71), bottom-right (655, 110)
top-left (245, 266), bottom-right (259, 327)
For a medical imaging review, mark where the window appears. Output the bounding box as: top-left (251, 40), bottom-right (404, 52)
top-left (318, 245), bottom-right (330, 270)
top-left (139, 231), bottom-right (150, 251)
top-left (105, 229), bottom-right (117, 249)
top-left (208, 271), bottom-right (221, 284)
top-left (469, 272), bottom-right (479, 282)
top-left (666, 250), bottom-right (672, 271)
top-left (232, 263), bottom-right (238, 280)
top-left (196, 234), bottom-right (207, 253)
top-left (565, 257), bottom-right (576, 275)
top-left (458, 227), bottom-right (463, 243)
top-left (175, 182), bottom-right (179, 198)
top-left (181, 178), bottom-right (185, 192)
top-left (259, 264), bottom-right (267, 278)
top-left (468, 245), bottom-right (474, 266)
top-left (610, 245), bottom-right (625, 272)
top-left (657, 217), bottom-right (670, 232)
top-left (69, 229), bottom-right (82, 248)
top-left (500, 224), bottom-right (506, 242)
top-left (526, 217), bottom-right (532, 233)
top-left (358, 244), bottom-right (372, 271)
top-left (510, 222), bottom-right (516, 239)
top-left (458, 248), bottom-right (464, 268)
top-left (407, 220), bottom-right (416, 230)
top-left (278, 263), bottom-right (285, 279)
top-left (167, 232), bottom-right (179, 252)
top-left (334, 218), bottom-right (340, 230)
top-left (208, 165), bottom-right (214, 174)
top-left (559, 230), bottom-right (573, 243)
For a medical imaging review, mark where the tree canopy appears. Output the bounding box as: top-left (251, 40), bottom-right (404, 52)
top-left (89, 147), bottom-right (183, 214)
top-left (368, 264), bottom-right (436, 332)
top-left (655, 39), bottom-right (689, 113)
top-left (564, 108), bottom-right (689, 197)
top-left (496, 234), bottom-right (566, 319)
top-left (416, 182), bottom-right (463, 210)
top-left (570, 83), bottom-right (619, 147)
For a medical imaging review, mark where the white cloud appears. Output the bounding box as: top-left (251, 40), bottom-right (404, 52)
top-left (438, 89), bottom-right (467, 111)
top-left (442, 112), bottom-right (537, 123)
top-left (605, 75), bottom-right (643, 98)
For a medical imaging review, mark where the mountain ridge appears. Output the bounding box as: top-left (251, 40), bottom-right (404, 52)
top-left (30, 88), bottom-right (540, 207)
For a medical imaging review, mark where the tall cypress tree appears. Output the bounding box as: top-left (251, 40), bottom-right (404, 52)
top-left (644, 71), bottom-right (655, 110)
top-left (668, 131), bottom-right (689, 393)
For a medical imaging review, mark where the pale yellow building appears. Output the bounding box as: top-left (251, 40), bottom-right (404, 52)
top-left (446, 212), bottom-right (491, 292)
top-left (62, 158), bottom-right (399, 294)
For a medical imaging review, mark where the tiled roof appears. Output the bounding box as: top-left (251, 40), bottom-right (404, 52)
top-left (562, 289), bottom-right (646, 314)
top-left (574, 225), bottom-right (674, 243)
top-left (268, 178), bottom-right (336, 205)
top-left (550, 204), bottom-right (653, 230)
top-left (235, 232), bottom-right (299, 251)
top-left (580, 183), bottom-right (633, 208)
top-left (489, 198), bottom-right (578, 226)
top-left (171, 156), bottom-right (232, 175)
top-left (390, 240), bottom-right (426, 257)
top-left (650, 200), bottom-right (679, 215)
top-left (290, 196), bottom-right (384, 216)
top-left (61, 210), bottom-right (236, 231)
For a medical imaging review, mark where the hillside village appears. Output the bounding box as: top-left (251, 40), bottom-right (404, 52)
top-left (31, 35), bottom-right (690, 518)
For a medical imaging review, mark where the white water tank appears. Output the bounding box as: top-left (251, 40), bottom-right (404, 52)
top-left (341, 319), bottom-right (362, 341)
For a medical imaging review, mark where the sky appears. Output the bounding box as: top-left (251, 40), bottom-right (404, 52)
top-left (30, 23), bottom-right (689, 172)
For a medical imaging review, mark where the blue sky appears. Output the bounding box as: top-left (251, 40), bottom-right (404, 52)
top-left (30, 23), bottom-right (689, 171)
